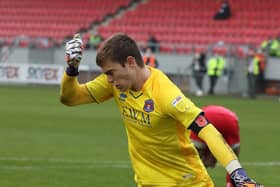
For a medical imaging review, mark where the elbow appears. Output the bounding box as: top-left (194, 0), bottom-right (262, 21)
top-left (60, 95), bottom-right (76, 106)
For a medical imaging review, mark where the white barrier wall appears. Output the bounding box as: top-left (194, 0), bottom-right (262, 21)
top-left (0, 63), bottom-right (65, 84)
top-left (1, 48), bottom-right (280, 95)
top-left (4, 48), bottom-right (280, 80)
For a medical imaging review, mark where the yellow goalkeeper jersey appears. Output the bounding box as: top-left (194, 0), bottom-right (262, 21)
top-left (86, 67), bottom-right (213, 186)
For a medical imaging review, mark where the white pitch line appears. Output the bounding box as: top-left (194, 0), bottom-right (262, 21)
top-left (0, 164), bottom-right (131, 170)
top-left (0, 157), bottom-right (279, 170)
top-left (0, 157), bottom-right (129, 164)
top-left (243, 162), bottom-right (280, 166)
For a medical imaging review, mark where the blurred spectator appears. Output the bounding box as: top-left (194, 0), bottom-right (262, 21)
top-left (147, 33), bottom-right (159, 53)
top-left (87, 30), bottom-right (103, 49)
top-left (246, 49), bottom-right (260, 99)
top-left (13, 35), bottom-right (30, 48)
top-left (268, 35), bottom-right (280, 57)
top-left (207, 54), bottom-right (226, 95)
top-left (255, 48), bottom-right (267, 94)
top-left (191, 52), bottom-right (207, 96)
top-left (31, 37), bottom-right (53, 49)
top-left (261, 38), bottom-right (272, 54)
top-left (213, 0), bottom-right (231, 20)
top-left (143, 47), bottom-right (159, 68)
top-left (261, 35), bottom-right (280, 57)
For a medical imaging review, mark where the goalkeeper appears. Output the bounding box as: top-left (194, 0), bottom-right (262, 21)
top-left (190, 105), bottom-right (241, 187)
top-left (60, 33), bottom-right (263, 187)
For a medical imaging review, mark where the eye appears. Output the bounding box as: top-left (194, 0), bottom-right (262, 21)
top-left (105, 70), bottom-right (114, 76)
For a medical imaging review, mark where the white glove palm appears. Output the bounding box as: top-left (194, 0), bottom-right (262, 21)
top-left (65, 34), bottom-right (83, 68)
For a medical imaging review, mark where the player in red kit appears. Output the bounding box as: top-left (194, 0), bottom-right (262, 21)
top-left (190, 105), bottom-right (240, 187)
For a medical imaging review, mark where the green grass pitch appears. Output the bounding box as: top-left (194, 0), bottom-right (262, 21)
top-left (0, 85), bottom-right (279, 186)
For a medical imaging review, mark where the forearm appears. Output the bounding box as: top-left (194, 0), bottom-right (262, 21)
top-left (193, 121), bottom-right (263, 186)
top-left (198, 124), bottom-right (240, 171)
top-left (60, 72), bottom-right (95, 106)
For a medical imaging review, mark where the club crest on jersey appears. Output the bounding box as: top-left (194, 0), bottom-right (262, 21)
top-left (143, 99), bottom-right (154, 113)
top-left (195, 115), bottom-right (208, 127)
top-left (119, 93), bottom-right (127, 101)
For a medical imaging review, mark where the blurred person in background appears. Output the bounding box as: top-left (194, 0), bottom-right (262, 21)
top-left (261, 35), bottom-right (280, 57)
top-left (207, 54), bottom-right (226, 95)
top-left (246, 49), bottom-right (260, 99)
top-left (60, 33), bottom-right (263, 187)
top-left (255, 48), bottom-right (267, 94)
top-left (191, 52), bottom-right (207, 96)
top-left (147, 33), bottom-right (159, 53)
top-left (267, 35), bottom-right (280, 57)
top-left (190, 105), bottom-right (240, 187)
top-left (142, 47), bottom-right (159, 68)
top-left (261, 37), bottom-right (272, 54)
top-left (213, 0), bottom-right (231, 20)
top-left (88, 30), bottom-right (103, 50)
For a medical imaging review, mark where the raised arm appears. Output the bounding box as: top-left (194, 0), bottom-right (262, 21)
top-left (60, 34), bottom-right (96, 106)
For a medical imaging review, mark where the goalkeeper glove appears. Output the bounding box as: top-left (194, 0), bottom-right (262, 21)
top-left (230, 168), bottom-right (264, 187)
top-left (65, 33), bottom-right (83, 76)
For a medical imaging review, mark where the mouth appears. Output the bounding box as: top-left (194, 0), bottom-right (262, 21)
top-left (116, 85), bottom-right (124, 91)
top-left (116, 85), bottom-right (128, 92)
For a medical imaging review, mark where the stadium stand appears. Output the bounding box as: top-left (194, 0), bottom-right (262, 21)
top-left (0, 0), bottom-right (279, 54)
top-left (97, 0), bottom-right (280, 53)
top-left (0, 0), bottom-right (130, 46)
top-left (1, 0), bottom-right (280, 96)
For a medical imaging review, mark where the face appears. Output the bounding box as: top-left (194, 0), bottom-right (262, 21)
top-left (145, 48), bottom-right (152, 56)
top-left (195, 52), bottom-right (200, 59)
top-left (101, 57), bottom-right (136, 92)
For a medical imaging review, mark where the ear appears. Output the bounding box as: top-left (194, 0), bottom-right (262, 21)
top-left (126, 56), bottom-right (137, 67)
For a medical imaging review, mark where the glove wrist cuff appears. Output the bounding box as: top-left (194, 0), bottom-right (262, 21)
top-left (226, 160), bottom-right (242, 174)
top-left (66, 66), bottom-right (79, 76)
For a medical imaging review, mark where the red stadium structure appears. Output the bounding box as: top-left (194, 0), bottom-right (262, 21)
top-left (0, 0), bottom-right (130, 46)
top-left (0, 0), bottom-right (280, 95)
top-left (0, 0), bottom-right (279, 52)
top-left (97, 0), bottom-right (280, 53)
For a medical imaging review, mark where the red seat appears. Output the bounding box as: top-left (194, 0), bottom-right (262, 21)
top-left (96, 0), bottom-right (280, 53)
top-left (0, 0), bottom-right (130, 44)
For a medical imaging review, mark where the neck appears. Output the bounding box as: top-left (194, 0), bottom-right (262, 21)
top-left (131, 66), bottom-right (151, 91)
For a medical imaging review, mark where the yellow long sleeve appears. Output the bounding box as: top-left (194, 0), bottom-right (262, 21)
top-left (198, 124), bottom-right (238, 167)
top-left (60, 72), bottom-right (95, 106)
